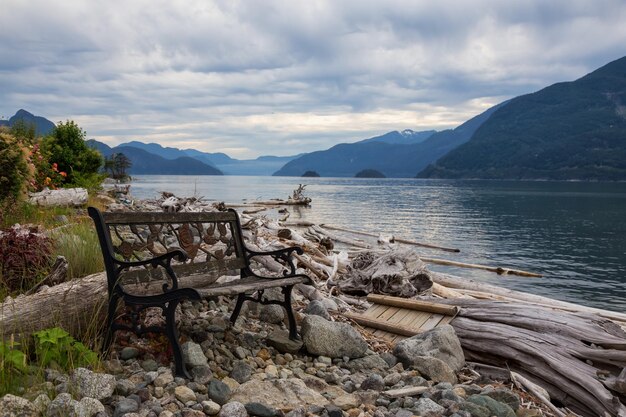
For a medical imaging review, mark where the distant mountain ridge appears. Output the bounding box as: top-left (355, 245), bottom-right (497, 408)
top-left (0, 109), bottom-right (56, 136)
top-left (87, 140), bottom-right (223, 175)
top-left (419, 56), bottom-right (626, 180)
top-left (273, 105), bottom-right (504, 177)
top-left (117, 141), bottom-right (300, 176)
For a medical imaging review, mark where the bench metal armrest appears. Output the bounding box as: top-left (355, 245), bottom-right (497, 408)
top-left (115, 249), bottom-right (188, 270)
top-left (245, 246), bottom-right (303, 277)
top-left (114, 249), bottom-right (188, 292)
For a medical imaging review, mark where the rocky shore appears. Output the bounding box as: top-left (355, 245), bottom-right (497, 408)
top-left (1, 293), bottom-right (538, 417)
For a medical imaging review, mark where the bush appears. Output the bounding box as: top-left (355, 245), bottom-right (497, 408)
top-left (0, 132), bottom-right (31, 203)
top-left (51, 222), bottom-right (104, 280)
top-left (41, 120), bottom-right (103, 187)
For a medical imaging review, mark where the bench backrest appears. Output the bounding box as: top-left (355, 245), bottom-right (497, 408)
top-left (89, 207), bottom-right (249, 294)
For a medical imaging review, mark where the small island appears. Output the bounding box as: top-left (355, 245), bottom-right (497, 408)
top-left (301, 170), bottom-right (320, 177)
top-left (355, 169), bottom-right (386, 178)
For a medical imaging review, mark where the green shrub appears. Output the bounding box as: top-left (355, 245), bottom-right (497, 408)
top-left (41, 120), bottom-right (103, 187)
top-left (0, 132), bottom-right (30, 203)
top-left (34, 327), bottom-right (98, 369)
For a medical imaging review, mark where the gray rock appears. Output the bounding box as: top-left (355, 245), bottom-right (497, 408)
top-left (202, 400), bottom-right (222, 415)
top-left (284, 407), bottom-right (306, 417)
top-left (154, 371), bottom-right (174, 387)
top-left (142, 359), bottom-right (159, 372)
top-left (182, 341), bottom-right (209, 368)
top-left (360, 373), bottom-right (384, 391)
top-left (33, 393), bottom-right (52, 415)
top-left (192, 365), bottom-right (213, 385)
top-left (115, 379), bottom-right (137, 396)
top-left (218, 401), bottom-right (248, 417)
top-left (393, 325), bottom-right (464, 372)
top-left (230, 361), bottom-right (253, 384)
top-left (76, 397), bottom-right (106, 417)
top-left (413, 397), bottom-right (445, 415)
top-left (182, 409), bottom-right (206, 417)
top-left (260, 305), bottom-right (285, 324)
top-left (441, 388), bottom-right (463, 403)
top-left (209, 379), bottom-right (232, 405)
top-left (71, 368), bottom-right (116, 400)
top-left (175, 386), bottom-right (197, 403)
top-left (342, 354), bottom-right (390, 372)
top-left (301, 315), bottom-right (368, 358)
top-left (460, 401), bottom-right (491, 417)
top-left (409, 356), bottom-right (457, 384)
top-left (114, 398), bottom-right (139, 417)
top-left (244, 402), bottom-right (281, 417)
top-left (324, 405), bottom-right (343, 417)
top-left (0, 394), bottom-right (39, 417)
top-left (394, 410), bottom-right (413, 417)
top-left (120, 346), bottom-right (140, 360)
top-left (303, 300), bottom-right (331, 320)
top-left (48, 393), bottom-right (79, 417)
top-left (266, 330), bottom-right (304, 354)
top-left (484, 389), bottom-right (520, 410)
top-left (467, 395), bottom-right (516, 417)
top-left (231, 379), bottom-right (328, 409)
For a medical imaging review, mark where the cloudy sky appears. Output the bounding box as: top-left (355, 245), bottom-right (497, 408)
top-left (1, 0), bottom-right (626, 159)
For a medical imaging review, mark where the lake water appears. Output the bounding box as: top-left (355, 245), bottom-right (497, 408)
top-left (129, 175), bottom-right (626, 312)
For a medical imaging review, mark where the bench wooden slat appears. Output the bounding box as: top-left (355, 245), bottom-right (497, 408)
top-left (196, 276), bottom-right (310, 297)
top-left (102, 211), bottom-right (237, 224)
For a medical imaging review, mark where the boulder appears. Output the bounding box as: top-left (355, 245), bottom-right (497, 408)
top-left (301, 315), bottom-right (368, 358)
top-left (411, 356), bottom-right (457, 384)
top-left (231, 378), bottom-right (328, 409)
top-left (393, 325), bottom-right (464, 372)
top-left (71, 368), bottom-right (116, 400)
top-left (0, 394), bottom-right (38, 417)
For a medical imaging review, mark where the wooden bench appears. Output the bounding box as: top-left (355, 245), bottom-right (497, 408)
top-left (88, 207), bottom-right (313, 378)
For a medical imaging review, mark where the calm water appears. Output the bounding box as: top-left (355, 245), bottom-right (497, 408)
top-left (129, 176), bottom-right (626, 312)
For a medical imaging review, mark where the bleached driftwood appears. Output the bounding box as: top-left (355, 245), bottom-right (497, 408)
top-left (29, 187), bottom-right (88, 207)
top-left (444, 299), bottom-right (626, 417)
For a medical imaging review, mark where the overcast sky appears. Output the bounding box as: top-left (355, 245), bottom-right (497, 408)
top-left (1, 0), bottom-right (626, 159)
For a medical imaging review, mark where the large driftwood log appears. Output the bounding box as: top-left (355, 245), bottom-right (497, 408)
top-left (442, 299), bottom-right (626, 417)
top-left (0, 270), bottom-right (237, 341)
top-left (29, 187), bottom-right (88, 207)
top-left (431, 271), bottom-right (626, 324)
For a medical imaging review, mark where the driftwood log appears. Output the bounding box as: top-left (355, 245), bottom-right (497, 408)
top-left (29, 187), bottom-right (88, 207)
top-left (439, 299), bottom-right (626, 417)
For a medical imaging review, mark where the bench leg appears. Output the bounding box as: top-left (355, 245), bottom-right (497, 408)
top-left (230, 293), bottom-right (246, 326)
top-left (282, 285), bottom-right (299, 340)
top-left (102, 293), bottom-right (119, 354)
top-left (164, 300), bottom-right (191, 379)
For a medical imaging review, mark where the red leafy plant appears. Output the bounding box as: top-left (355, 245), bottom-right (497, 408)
top-left (0, 225), bottom-right (53, 293)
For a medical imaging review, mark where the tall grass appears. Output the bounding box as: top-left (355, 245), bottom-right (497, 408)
top-left (50, 222), bottom-right (104, 281)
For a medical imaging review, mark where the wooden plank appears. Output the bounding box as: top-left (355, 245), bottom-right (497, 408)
top-left (364, 304), bottom-right (390, 319)
top-left (367, 294), bottom-right (459, 316)
top-left (398, 310), bottom-right (431, 330)
top-left (420, 313), bottom-right (446, 331)
top-left (344, 313), bottom-right (421, 337)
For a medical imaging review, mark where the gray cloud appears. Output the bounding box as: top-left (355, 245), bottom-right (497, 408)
top-left (1, 0), bottom-right (626, 158)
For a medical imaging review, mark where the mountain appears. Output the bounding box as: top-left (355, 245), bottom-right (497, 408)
top-left (357, 129), bottom-right (436, 145)
top-left (419, 56), bottom-right (626, 180)
top-left (115, 141), bottom-right (298, 175)
top-left (273, 106), bottom-right (503, 178)
top-left (88, 141), bottom-right (223, 175)
top-left (0, 109), bottom-right (55, 136)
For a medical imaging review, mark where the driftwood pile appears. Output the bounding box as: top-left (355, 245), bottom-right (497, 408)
top-left (1, 190), bottom-right (625, 416)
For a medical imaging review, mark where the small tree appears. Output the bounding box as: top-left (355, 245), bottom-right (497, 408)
top-left (41, 121), bottom-right (103, 187)
top-left (104, 152), bottom-right (132, 180)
